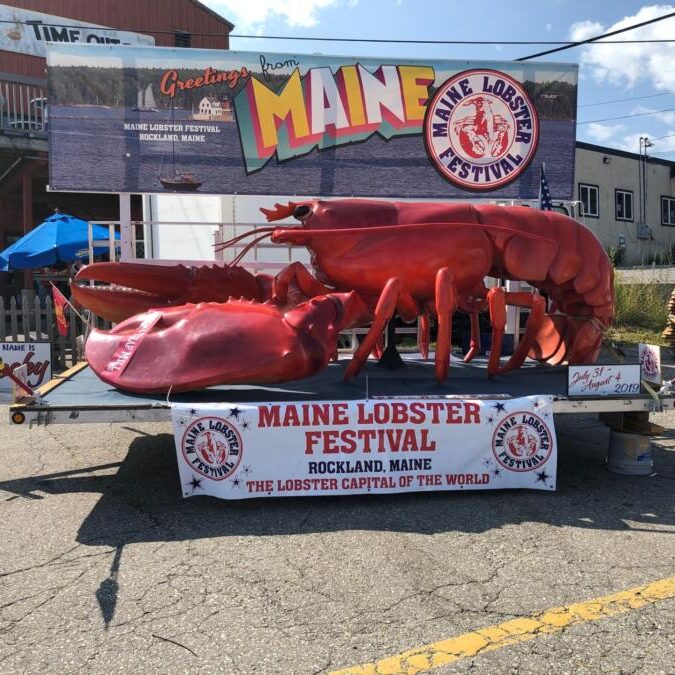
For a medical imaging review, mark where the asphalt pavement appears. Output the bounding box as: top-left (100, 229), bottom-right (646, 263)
top-left (0, 407), bottom-right (673, 674)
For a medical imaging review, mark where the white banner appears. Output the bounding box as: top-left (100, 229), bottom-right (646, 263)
top-left (171, 396), bottom-right (557, 499)
top-left (0, 6), bottom-right (154, 57)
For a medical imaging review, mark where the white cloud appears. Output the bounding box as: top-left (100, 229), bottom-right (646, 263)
top-left (570, 6), bottom-right (675, 90)
top-left (205, 0), bottom-right (351, 30)
top-left (584, 122), bottom-right (625, 142)
top-left (545, 23), bottom-right (552, 32)
top-left (630, 105), bottom-right (675, 125)
top-left (611, 129), bottom-right (675, 153)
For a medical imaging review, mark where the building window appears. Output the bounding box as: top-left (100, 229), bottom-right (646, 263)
top-left (579, 183), bottom-right (599, 218)
top-left (662, 196), bottom-right (675, 226)
top-left (615, 189), bottom-right (633, 222)
top-left (175, 31), bottom-right (192, 48)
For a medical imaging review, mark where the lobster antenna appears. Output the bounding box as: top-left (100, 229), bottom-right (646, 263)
top-left (214, 225), bottom-right (279, 252)
top-left (228, 231), bottom-right (276, 266)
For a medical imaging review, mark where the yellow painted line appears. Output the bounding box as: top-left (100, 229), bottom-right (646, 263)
top-left (331, 574), bottom-right (675, 675)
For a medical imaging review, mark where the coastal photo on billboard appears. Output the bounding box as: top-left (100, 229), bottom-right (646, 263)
top-left (47, 45), bottom-right (577, 198)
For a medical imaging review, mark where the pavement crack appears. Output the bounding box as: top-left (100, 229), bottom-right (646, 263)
top-left (151, 633), bottom-right (198, 657)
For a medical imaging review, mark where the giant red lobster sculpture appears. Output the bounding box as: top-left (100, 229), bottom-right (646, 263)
top-left (72, 200), bottom-right (614, 393)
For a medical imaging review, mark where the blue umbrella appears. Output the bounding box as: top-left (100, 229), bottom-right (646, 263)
top-left (0, 213), bottom-right (120, 272)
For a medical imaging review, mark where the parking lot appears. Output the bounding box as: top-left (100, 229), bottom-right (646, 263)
top-left (0, 408), bottom-right (673, 673)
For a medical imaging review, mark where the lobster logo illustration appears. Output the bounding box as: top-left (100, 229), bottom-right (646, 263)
top-left (424, 69), bottom-right (539, 190)
top-left (453, 96), bottom-right (510, 159)
top-left (492, 411), bottom-right (552, 472)
top-left (181, 417), bottom-right (243, 481)
top-left (505, 425), bottom-right (538, 459)
top-left (197, 431), bottom-right (228, 466)
top-left (639, 344), bottom-right (660, 382)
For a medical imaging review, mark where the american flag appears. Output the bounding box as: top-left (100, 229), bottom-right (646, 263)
top-left (539, 165), bottom-right (553, 211)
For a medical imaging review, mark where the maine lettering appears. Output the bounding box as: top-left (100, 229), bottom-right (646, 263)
top-left (235, 63), bottom-right (435, 173)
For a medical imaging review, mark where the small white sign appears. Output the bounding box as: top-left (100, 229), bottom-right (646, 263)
top-left (568, 364), bottom-right (641, 397)
top-left (0, 342), bottom-right (52, 392)
top-left (638, 343), bottom-right (661, 384)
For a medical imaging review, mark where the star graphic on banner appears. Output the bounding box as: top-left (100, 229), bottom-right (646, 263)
top-left (177, 418), bottom-right (187, 427)
top-left (241, 420), bottom-right (250, 430)
top-left (483, 458), bottom-right (493, 468)
top-left (493, 402), bottom-right (506, 412)
top-left (187, 476), bottom-right (203, 492)
top-left (492, 467), bottom-right (502, 477)
top-left (486, 416), bottom-right (494, 425)
top-left (241, 465), bottom-right (252, 475)
top-left (534, 399), bottom-right (546, 410)
top-left (536, 470), bottom-right (551, 484)
top-left (229, 407), bottom-right (243, 420)
top-left (188, 408), bottom-right (198, 417)
top-left (230, 477), bottom-right (242, 489)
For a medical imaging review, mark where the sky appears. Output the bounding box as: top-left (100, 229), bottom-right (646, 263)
top-left (201, 0), bottom-right (675, 160)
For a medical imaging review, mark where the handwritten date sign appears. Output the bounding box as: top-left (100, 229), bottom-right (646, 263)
top-left (567, 364), bottom-right (641, 397)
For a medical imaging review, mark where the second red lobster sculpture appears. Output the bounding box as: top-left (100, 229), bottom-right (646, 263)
top-left (72, 200), bottom-right (615, 393)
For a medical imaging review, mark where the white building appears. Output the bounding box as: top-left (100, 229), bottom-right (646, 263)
top-left (575, 141), bottom-right (675, 265)
top-left (197, 96), bottom-right (222, 117)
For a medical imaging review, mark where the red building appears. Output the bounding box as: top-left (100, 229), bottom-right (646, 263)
top-left (0, 0), bottom-right (234, 295)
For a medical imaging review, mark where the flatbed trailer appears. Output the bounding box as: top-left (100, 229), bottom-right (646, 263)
top-left (8, 356), bottom-right (675, 427)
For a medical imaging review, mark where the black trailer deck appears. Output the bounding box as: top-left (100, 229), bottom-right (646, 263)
top-left (9, 354), bottom-right (675, 426)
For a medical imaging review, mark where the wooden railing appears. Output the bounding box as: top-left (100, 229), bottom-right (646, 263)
top-left (0, 295), bottom-right (109, 369)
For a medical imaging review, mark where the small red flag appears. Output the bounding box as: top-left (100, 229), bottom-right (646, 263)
top-left (52, 284), bottom-right (69, 337)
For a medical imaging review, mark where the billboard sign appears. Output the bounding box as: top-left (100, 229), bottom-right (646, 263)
top-left (48, 45), bottom-right (577, 198)
top-left (0, 6), bottom-right (154, 57)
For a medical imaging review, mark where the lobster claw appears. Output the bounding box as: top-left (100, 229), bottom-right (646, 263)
top-left (85, 292), bottom-right (372, 393)
top-left (260, 202), bottom-right (298, 222)
top-left (72, 262), bottom-right (272, 323)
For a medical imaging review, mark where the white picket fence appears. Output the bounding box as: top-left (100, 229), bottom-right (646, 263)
top-left (0, 295), bottom-right (107, 369)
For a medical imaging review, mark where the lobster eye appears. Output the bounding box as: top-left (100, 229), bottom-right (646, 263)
top-left (293, 205), bottom-right (311, 220)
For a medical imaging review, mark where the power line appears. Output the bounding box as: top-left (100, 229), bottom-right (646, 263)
top-left (7, 18), bottom-right (675, 45)
top-left (516, 10), bottom-right (675, 60)
top-left (652, 132), bottom-right (675, 141)
top-left (579, 92), bottom-right (675, 108)
top-left (579, 107), bottom-right (675, 125)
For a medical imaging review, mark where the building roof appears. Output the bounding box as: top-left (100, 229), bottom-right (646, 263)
top-left (187, 0), bottom-right (235, 30)
top-left (576, 140), bottom-right (675, 169)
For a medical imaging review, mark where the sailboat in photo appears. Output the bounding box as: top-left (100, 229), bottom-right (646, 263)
top-left (159, 102), bottom-right (203, 192)
top-left (133, 84), bottom-right (159, 112)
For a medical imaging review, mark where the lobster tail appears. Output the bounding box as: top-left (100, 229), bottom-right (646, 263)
top-left (528, 315), bottom-right (605, 366)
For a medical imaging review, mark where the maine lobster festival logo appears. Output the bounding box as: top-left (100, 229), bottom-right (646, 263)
top-left (181, 417), bottom-right (242, 480)
top-left (424, 69), bottom-right (539, 190)
top-left (491, 411), bottom-right (552, 472)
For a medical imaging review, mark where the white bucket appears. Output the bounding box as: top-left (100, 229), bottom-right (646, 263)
top-left (608, 431), bottom-right (653, 475)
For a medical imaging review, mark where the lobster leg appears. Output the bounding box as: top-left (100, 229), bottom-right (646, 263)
top-left (343, 278), bottom-right (420, 381)
top-left (418, 309), bottom-right (430, 360)
top-left (435, 267), bottom-right (458, 383)
top-left (344, 278), bottom-right (400, 381)
top-left (487, 290), bottom-right (546, 375)
top-left (463, 312), bottom-right (482, 363)
top-left (273, 261), bottom-right (333, 303)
